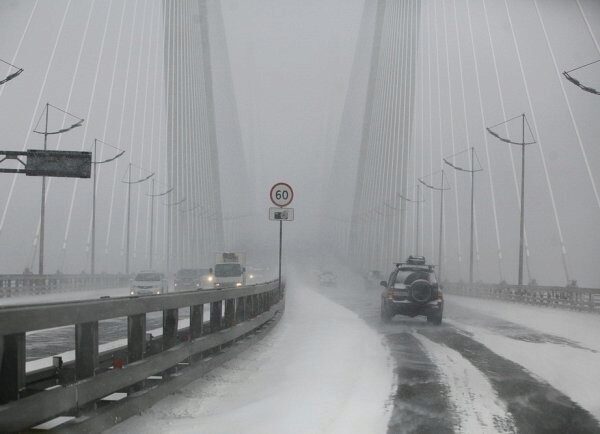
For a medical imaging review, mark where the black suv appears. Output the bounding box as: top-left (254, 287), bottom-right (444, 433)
top-left (380, 256), bottom-right (443, 325)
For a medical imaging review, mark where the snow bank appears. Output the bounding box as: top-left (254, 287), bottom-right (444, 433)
top-left (110, 280), bottom-right (394, 434)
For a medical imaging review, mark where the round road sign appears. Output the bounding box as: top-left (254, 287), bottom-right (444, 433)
top-left (270, 182), bottom-right (294, 207)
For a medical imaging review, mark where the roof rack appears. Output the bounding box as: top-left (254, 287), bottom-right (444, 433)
top-left (394, 262), bottom-right (435, 271)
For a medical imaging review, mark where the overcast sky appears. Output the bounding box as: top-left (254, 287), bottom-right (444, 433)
top-left (0, 0), bottom-right (599, 287)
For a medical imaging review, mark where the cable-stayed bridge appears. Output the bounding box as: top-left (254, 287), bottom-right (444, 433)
top-left (1, 0), bottom-right (600, 432)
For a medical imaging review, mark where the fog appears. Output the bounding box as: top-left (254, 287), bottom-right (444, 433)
top-left (0, 0), bottom-right (599, 288)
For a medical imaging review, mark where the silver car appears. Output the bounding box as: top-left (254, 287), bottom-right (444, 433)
top-left (130, 271), bottom-right (168, 295)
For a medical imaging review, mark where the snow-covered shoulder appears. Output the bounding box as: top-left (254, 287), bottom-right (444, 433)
top-left (109, 280), bottom-right (394, 434)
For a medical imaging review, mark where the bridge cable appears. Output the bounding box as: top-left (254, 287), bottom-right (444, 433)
top-left (440, 0), bottom-right (463, 279)
top-left (0, 0), bottom-right (38, 99)
top-left (100, 1), bottom-right (130, 269)
top-left (0, 0), bottom-right (73, 250)
top-left (129, 0), bottom-right (152, 268)
top-left (480, 0), bottom-right (531, 283)
top-left (503, 0), bottom-right (571, 284)
top-left (464, 0), bottom-right (505, 282)
top-left (533, 0), bottom-right (600, 216)
top-left (116, 0), bottom-right (142, 265)
top-left (29, 0), bottom-right (96, 272)
top-left (81, 0), bottom-right (116, 264)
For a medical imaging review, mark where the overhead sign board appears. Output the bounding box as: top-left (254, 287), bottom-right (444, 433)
top-left (26, 150), bottom-right (91, 178)
top-left (270, 182), bottom-right (294, 207)
top-left (269, 207), bottom-right (294, 221)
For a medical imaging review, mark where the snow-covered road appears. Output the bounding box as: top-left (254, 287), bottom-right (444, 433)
top-left (17, 268), bottom-right (600, 433)
top-left (109, 278), bottom-right (395, 434)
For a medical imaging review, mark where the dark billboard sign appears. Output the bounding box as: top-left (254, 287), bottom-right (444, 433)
top-left (26, 150), bottom-right (91, 178)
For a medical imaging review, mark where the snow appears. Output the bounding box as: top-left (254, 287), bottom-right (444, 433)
top-left (416, 333), bottom-right (516, 433)
top-left (450, 322), bottom-right (600, 421)
top-left (109, 279), bottom-right (394, 434)
top-left (0, 286), bottom-right (131, 306)
top-left (447, 294), bottom-right (600, 351)
top-left (446, 294), bottom-right (600, 421)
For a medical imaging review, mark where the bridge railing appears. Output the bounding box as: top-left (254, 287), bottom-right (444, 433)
top-left (444, 282), bottom-right (600, 313)
top-left (0, 273), bottom-right (131, 298)
top-left (0, 280), bottom-right (285, 432)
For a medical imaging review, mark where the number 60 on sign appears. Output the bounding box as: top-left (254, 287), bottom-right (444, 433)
top-left (270, 182), bottom-right (294, 207)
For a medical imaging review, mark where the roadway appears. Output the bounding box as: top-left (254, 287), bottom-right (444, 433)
top-left (114, 263), bottom-right (600, 433)
top-left (13, 267), bottom-right (600, 433)
top-left (318, 266), bottom-right (600, 433)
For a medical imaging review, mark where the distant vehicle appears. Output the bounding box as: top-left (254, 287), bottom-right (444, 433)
top-left (174, 268), bottom-right (212, 291)
top-left (380, 256), bottom-right (443, 325)
top-left (245, 266), bottom-right (266, 284)
top-left (213, 252), bottom-right (246, 289)
top-left (319, 271), bottom-right (337, 287)
top-left (130, 271), bottom-right (168, 295)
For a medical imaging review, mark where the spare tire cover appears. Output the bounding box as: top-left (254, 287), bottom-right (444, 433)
top-left (410, 279), bottom-right (432, 303)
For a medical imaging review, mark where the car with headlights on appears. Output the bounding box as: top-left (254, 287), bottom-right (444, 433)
top-left (380, 256), bottom-right (443, 325)
top-left (174, 268), bottom-right (213, 291)
top-left (130, 271), bottom-right (168, 295)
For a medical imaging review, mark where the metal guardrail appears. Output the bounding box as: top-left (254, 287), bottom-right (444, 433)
top-left (0, 274), bottom-right (131, 298)
top-left (0, 279), bottom-right (285, 432)
top-left (444, 282), bottom-right (600, 312)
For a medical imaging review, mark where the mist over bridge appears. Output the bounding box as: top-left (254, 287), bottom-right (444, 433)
top-left (1, 0), bottom-right (600, 432)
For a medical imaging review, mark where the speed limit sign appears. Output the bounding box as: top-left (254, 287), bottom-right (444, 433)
top-left (270, 182), bottom-right (294, 207)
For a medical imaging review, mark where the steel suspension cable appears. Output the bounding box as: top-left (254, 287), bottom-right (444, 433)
top-left (532, 0), bottom-right (600, 214)
top-left (139, 0), bottom-right (160, 264)
top-left (129, 1), bottom-right (152, 268)
top-left (0, 0), bottom-right (38, 99)
top-left (481, 0), bottom-right (531, 282)
top-left (503, 0), bottom-right (571, 283)
top-left (576, 0), bottom-right (600, 55)
top-left (464, 0), bottom-right (504, 281)
top-left (0, 0), bottom-right (74, 243)
top-left (433, 1), bottom-right (449, 276)
top-left (440, 0), bottom-right (463, 278)
top-left (34, 0), bottom-right (97, 271)
top-left (101, 0), bottom-right (129, 269)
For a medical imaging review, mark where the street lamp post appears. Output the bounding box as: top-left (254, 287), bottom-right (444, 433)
top-left (397, 185), bottom-right (425, 256)
top-left (91, 139), bottom-right (124, 274)
top-left (121, 163), bottom-right (153, 274)
top-left (146, 180), bottom-right (173, 269)
top-left (32, 103), bottom-right (84, 274)
top-left (487, 114), bottom-right (535, 285)
top-left (418, 170), bottom-right (450, 281)
top-left (444, 147), bottom-right (483, 287)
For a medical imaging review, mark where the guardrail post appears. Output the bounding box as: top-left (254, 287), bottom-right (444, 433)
top-left (163, 308), bottom-right (179, 349)
top-left (224, 299), bottom-right (235, 327)
top-left (75, 321), bottom-right (98, 380)
top-left (236, 297), bottom-right (245, 322)
top-left (190, 304), bottom-right (203, 339)
top-left (127, 314), bottom-right (146, 363)
top-left (0, 333), bottom-right (25, 404)
top-left (210, 301), bottom-right (222, 332)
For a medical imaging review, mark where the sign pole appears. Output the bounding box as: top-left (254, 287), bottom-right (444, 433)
top-left (278, 219), bottom-right (283, 295)
top-left (39, 103), bottom-right (49, 275)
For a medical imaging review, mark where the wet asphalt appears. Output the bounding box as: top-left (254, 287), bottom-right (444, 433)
top-left (312, 271), bottom-right (600, 434)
